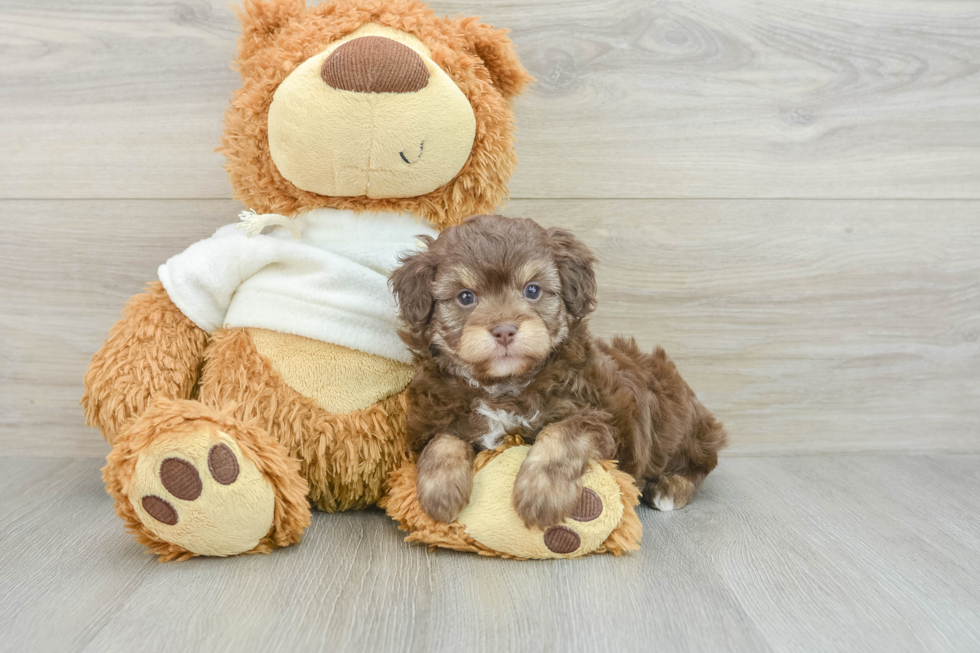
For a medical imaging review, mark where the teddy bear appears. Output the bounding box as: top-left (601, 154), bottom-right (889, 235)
top-left (82, 0), bottom-right (641, 561)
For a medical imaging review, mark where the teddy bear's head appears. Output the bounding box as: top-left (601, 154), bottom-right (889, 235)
top-left (220, 0), bottom-right (532, 229)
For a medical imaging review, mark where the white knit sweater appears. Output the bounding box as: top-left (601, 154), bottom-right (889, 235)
top-left (158, 208), bottom-right (437, 364)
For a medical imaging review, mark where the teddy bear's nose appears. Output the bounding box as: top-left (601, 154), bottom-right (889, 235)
top-left (320, 36), bottom-right (430, 94)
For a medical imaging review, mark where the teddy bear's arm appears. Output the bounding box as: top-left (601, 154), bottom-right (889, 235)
top-left (82, 280), bottom-right (209, 445)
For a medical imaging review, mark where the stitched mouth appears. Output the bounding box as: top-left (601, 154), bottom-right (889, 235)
top-left (399, 141), bottom-right (424, 165)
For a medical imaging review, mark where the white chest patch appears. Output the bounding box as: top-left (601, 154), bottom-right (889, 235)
top-left (474, 401), bottom-right (537, 450)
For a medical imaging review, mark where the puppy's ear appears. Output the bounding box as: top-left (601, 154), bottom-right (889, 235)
top-left (547, 227), bottom-right (597, 319)
top-left (457, 18), bottom-right (533, 100)
top-left (390, 236), bottom-right (438, 332)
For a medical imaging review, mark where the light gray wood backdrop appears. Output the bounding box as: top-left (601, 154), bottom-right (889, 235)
top-left (1, 0), bottom-right (978, 457)
top-left (5, 454), bottom-right (980, 653)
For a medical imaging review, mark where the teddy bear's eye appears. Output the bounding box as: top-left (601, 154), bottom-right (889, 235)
top-left (523, 284), bottom-right (541, 300)
top-left (457, 290), bottom-right (477, 306)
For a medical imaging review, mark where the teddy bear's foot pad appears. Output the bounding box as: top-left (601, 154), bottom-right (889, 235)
top-left (458, 446), bottom-right (626, 559)
top-left (538, 488), bottom-right (605, 553)
top-left (138, 443), bottom-right (239, 523)
top-left (129, 428), bottom-right (275, 557)
top-left (384, 440), bottom-right (642, 559)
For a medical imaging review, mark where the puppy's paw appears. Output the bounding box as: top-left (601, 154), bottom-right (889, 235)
top-left (416, 435), bottom-right (474, 524)
top-left (642, 475), bottom-right (696, 511)
top-left (512, 456), bottom-right (583, 530)
top-left (418, 467), bottom-right (472, 523)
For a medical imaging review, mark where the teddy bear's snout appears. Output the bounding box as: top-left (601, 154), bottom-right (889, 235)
top-left (320, 36), bottom-right (430, 94)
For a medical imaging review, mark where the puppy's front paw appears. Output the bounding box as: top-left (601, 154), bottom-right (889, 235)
top-left (416, 435), bottom-right (474, 524)
top-left (418, 472), bottom-right (471, 523)
top-left (513, 459), bottom-right (583, 530)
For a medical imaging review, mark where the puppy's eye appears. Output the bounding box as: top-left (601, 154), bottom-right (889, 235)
top-left (523, 283), bottom-right (541, 300)
top-left (457, 290), bottom-right (476, 306)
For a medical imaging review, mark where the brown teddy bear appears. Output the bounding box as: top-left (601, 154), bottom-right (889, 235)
top-left (82, 0), bottom-right (641, 561)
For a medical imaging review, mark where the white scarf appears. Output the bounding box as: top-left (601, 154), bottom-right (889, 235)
top-left (158, 208), bottom-right (437, 364)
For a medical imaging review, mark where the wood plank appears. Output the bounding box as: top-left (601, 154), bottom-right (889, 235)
top-left (1, 0), bottom-right (978, 200)
top-left (682, 454), bottom-right (980, 653)
top-left (0, 200), bottom-right (230, 458)
top-left (1, 198), bottom-right (977, 457)
top-left (523, 199), bottom-right (980, 455)
top-left (0, 459), bottom-right (160, 651)
top-left (2, 455), bottom-right (980, 652)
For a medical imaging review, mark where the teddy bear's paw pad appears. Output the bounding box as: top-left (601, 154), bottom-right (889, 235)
top-left (538, 489), bottom-right (602, 553)
top-left (160, 457), bottom-right (203, 499)
top-left (543, 525), bottom-right (581, 554)
top-left (571, 488), bottom-right (603, 522)
top-left (141, 495), bottom-right (178, 525)
top-left (458, 446), bottom-right (625, 559)
top-left (129, 430), bottom-right (275, 557)
top-left (207, 444), bottom-right (240, 485)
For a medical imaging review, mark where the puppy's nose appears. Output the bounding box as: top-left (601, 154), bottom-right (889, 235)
top-left (320, 36), bottom-right (430, 94)
top-left (491, 324), bottom-right (518, 347)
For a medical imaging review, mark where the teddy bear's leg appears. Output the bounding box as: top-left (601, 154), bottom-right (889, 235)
top-left (457, 445), bottom-right (642, 558)
top-left (103, 397), bottom-right (311, 561)
top-left (199, 327), bottom-right (415, 514)
top-left (385, 442), bottom-right (643, 559)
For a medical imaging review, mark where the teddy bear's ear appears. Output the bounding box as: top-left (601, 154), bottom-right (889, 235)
top-left (234, 0), bottom-right (306, 62)
top-left (457, 18), bottom-right (533, 100)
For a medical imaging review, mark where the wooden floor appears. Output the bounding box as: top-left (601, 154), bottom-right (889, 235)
top-left (3, 454), bottom-right (979, 653)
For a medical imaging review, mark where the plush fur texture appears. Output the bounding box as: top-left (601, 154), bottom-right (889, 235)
top-left (201, 328), bottom-right (410, 512)
top-left (82, 281), bottom-right (209, 445)
top-left (266, 23), bottom-right (478, 200)
top-left (84, 0), bottom-right (533, 560)
top-left (103, 397), bottom-right (311, 562)
top-left (248, 328), bottom-right (414, 414)
top-left (221, 0), bottom-right (532, 227)
top-left (390, 215), bottom-right (728, 529)
top-left (381, 436), bottom-right (642, 559)
top-left (91, 298), bottom-right (411, 558)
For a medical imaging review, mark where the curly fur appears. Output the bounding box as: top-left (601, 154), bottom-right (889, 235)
top-left (391, 215), bottom-right (728, 527)
top-left (221, 0), bottom-right (533, 227)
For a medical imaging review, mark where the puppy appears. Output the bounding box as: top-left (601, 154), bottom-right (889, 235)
top-left (390, 215), bottom-right (727, 528)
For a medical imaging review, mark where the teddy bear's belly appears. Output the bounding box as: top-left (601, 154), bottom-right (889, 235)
top-left (247, 328), bottom-right (413, 414)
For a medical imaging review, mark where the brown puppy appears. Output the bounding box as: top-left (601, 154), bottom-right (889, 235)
top-left (390, 215), bottom-right (727, 528)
